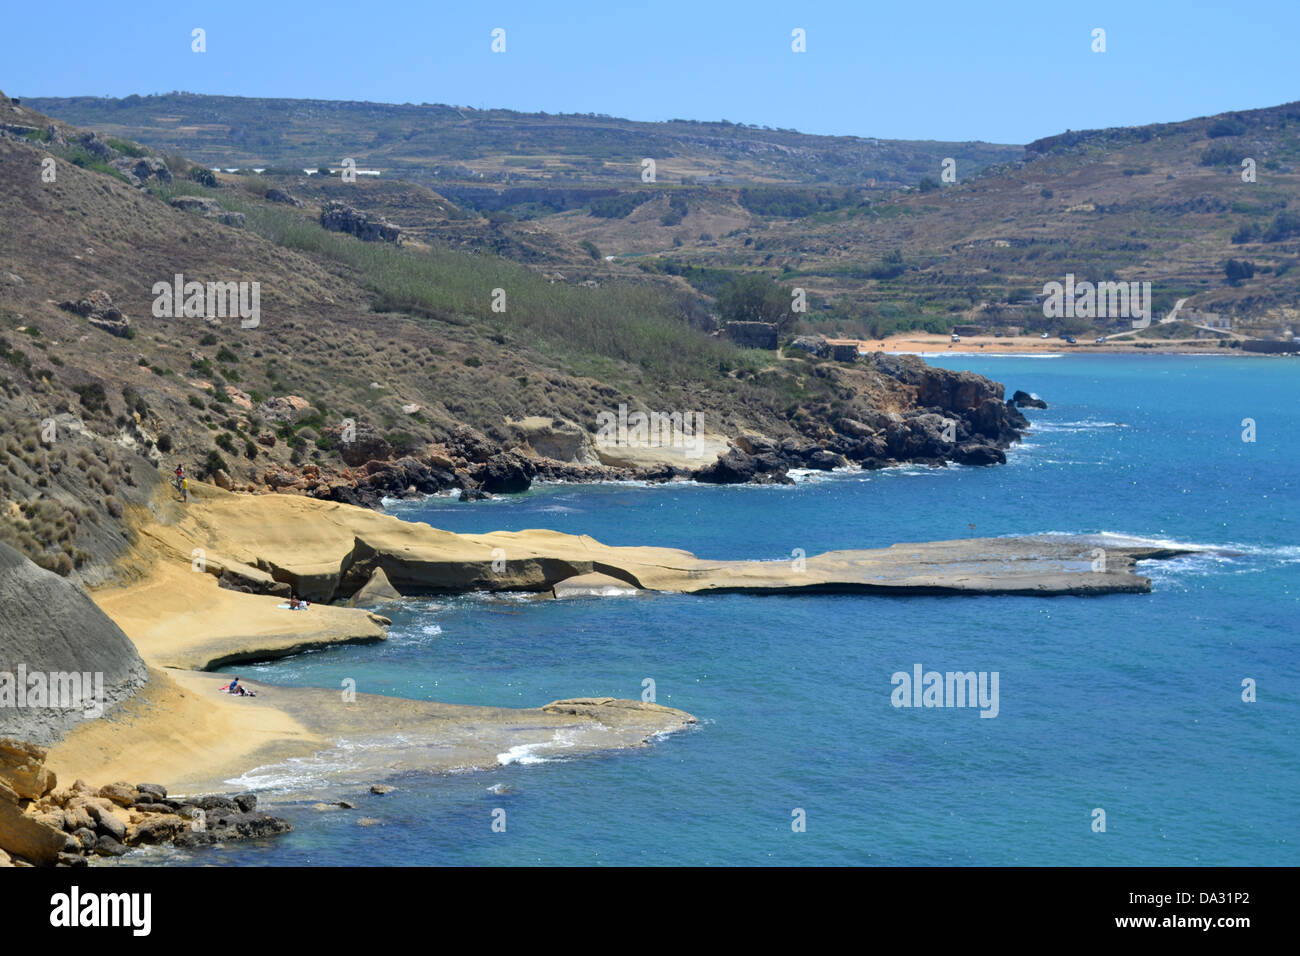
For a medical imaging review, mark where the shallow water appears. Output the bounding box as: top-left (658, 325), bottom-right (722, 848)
top-left (137, 355), bottom-right (1297, 866)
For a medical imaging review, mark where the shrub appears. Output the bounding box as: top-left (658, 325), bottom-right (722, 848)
top-left (203, 449), bottom-right (227, 476)
top-left (463, 355), bottom-right (482, 367)
top-left (156, 433), bottom-right (173, 453)
top-left (71, 382), bottom-right (109, 414)
top-left (106, 138), bottom-right (147, 157)
top-left (1264, 210), bottom-right (1300, 242)
top-left (188, 395), bottom-right (205, 409)
top-left (1231, 223), bottom-right (1260, 244)
top-left (1200, 144), bottom-right (1240, 167)
top-left (1207, 117), bottom-right (1246, 138)
top-left (1224, 259), bottom-right (1255, 283)
top-left (188, 166), bottom-right (218, 187)
top-left (589, 192), bottom-right (652, 218)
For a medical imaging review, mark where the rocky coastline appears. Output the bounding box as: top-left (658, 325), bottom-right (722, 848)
top-left (1, 738), bottom-right (292, 867)
top-left (247, 354), bottom-right (1038, 508)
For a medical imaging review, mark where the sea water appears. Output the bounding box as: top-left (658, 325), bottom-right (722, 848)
top-left (141, 355), bottom-right (1297, 866)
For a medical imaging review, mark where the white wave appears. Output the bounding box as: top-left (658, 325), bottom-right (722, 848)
top-left (496, 728), bottom-right (584, 766)
top-left (1029, 420), bottom-right (1129, 432)
top-left (1034, 530), bottom-right (1300, 561)
top-left (891, 351), bottom-right (1063, 359)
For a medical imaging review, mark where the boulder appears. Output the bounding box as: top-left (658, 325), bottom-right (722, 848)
top-left (788, 334), bottom-right (830, 358)
top-left (56, 289), bottom-right (130, 337)
top-left (174, 811), bottom-right (293, 846)
top-left (509, 417), bottom-right (600, 465)
top-left (257, 395), bottom-right (315, 424)
top-left (476, 452), bottom-right (535, 494)
top-left (77, 132), bottom-right (115, 160)
top-left (692, 448), bottom-right (791, 485)
top-left (170, 196), bottom-right (244, 227)
top-left (349, 566), bottom-right (402, 606)
top-left (0, 739), bottom-right (56, 799)
top-left (97, 783), bottom-right (136, 808)
top-left (444, 425), bottom-right (499, 464)
top-left (110, 155), bottom-right (172, 185)
top-left (320, 201), bottom-right (401, 243)
top-left (264, 188), bottom-right (302, 206)
top-left (125, 816), bottom-right (185, 846)
top-left (1011, 389), bottom-right (1048, 409)
top-left (136, 783), bottom-right (167, 800)
top-left (86, 802), bottom-right (127, 842)
top-left (732, 432), bottom-right (777, 456)
top-left (326, 421), bottom-right (391, 467)
top-left (93, 835), bottom-right (128, 857)
top-left (0, 781), bottom-right (68, 865)
top-left (952, 442), bottom-right (1006, 466)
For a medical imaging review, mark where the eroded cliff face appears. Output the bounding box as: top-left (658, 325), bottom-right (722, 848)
top-left (0, 542), bottom-right (148, 745)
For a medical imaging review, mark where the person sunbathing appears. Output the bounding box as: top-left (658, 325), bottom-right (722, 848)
top-left (219, 677), bottom-right (257, 697)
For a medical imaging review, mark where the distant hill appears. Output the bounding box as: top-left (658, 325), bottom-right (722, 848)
top-left (24, 93), bottom-right (1021, 189)
top-left (27, 93), bottom-right (1300, 338)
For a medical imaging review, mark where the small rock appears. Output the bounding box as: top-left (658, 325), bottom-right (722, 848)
top-left (356, 817), bottom-right (382, 827)
top-left (93, 835), bottom-right (128, 857)
top-left (369, 784), bottom-right (394, 795)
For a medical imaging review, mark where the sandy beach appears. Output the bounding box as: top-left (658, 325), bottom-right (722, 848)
top-left (857, 332), bottom-right (1245, 356)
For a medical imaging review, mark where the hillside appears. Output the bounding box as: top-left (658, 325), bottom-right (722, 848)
top-left (27, 94), bottom-right (1300, 341)
top-left (0, 91), bottom-right (1034, 582)
top-left (23, 93), bottom-right (1019, 189)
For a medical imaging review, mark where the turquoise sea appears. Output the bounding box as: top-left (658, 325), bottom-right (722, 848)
top-left (143, 354), bottom-right (1298, 866)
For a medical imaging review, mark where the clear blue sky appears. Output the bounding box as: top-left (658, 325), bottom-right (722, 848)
top-left (3, 0), bottom-right (1296, 144)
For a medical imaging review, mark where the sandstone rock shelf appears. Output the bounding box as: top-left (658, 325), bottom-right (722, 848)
top-left (143, 487), bottom-right (1196, 630)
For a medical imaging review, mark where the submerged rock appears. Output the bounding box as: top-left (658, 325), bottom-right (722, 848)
top-left (1011, 389), bottom-right (1048, 409)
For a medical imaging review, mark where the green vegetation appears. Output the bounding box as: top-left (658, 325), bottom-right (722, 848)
top-left (717, 275), bottom-right (798, 335)
top-left (738, 187), bottom-right (857, 218)
top-left (1225, 259), bottom-right (1255, 283)
top-left (589, 192), bottom-right (652, 218)
top-left (149, 183), bottom-right (753, 384)
top-left (106, 138), bottom-right (147, 157)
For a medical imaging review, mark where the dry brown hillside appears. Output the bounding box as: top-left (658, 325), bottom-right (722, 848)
top-left (2, 92), bottom-right (1032, 582)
